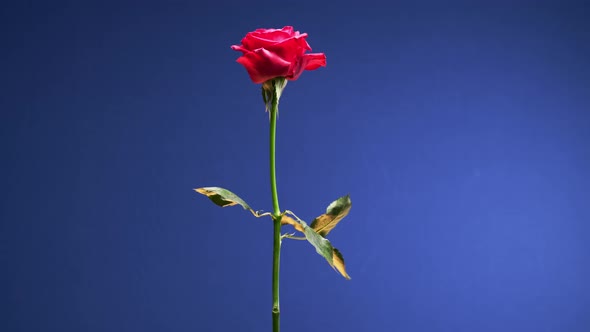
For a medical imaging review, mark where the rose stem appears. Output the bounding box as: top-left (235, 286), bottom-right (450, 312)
top-left (269, 84), bottom-right (282, 332)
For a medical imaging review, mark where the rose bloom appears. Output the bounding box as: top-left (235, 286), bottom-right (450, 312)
top-left (231, 26), bottom-right (326, 84)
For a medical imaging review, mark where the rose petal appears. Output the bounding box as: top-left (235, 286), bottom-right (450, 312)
top-left (251, 26), bottom-right (294, 40)
top-left (236, 48), bottom-right (292, 83)
top-left (242, 29), bottom-right (311, 51)
top-left (243, 30), bottom-right (292, 48)
top-left (303, 53), bottom-right (327, 70)
top-left (280, 26), bottom-right (294, 34)
top-left (252, 26), bottom-right (293, 35)
top-left (287, 53), bottom-right (327, 81)
top-left (230, 44), bottom-right (249, 55)
top-left (263, 36), bottom-right (311, 62)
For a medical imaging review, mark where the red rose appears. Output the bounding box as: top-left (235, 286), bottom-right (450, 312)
top-left (231, 26), bottom-right (327, 84)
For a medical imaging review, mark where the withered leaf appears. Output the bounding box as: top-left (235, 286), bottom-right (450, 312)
top-left (280, 215), bottom-right (305, 233)
top-left (301, 221), bottom-right (351, 279)
top-left (194, 187), bottom-right (257, 214)
top-left (332, 248), bottom-right (351, 280)
top-left (310, 195), bottom-right (352, 236)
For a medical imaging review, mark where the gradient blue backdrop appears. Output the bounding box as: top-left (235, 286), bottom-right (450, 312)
top-left (2, 1), bottom-right (589, 331)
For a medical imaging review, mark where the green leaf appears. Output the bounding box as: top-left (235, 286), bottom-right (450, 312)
top-left (195, 187), bottom-right (252, 210)
top-left (302, 220), bottom-right (334, 265)
top-left (301, 221), bottom-right (351, 279)
top-left (194, 187), bottom-right (250, 209)
top-left (310, 195), bottom-right (352, 236)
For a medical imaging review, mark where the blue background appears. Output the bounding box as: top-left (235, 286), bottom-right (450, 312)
top-left (2, 1), bottom-right (589, 331)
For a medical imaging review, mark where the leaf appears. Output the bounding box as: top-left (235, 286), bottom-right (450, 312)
top-left (280, 215), bottom-right (305, 233)
top-left (301, 220), bottom-right (333, 265)
top-left (310, 195), bottom-right (352, 236)
top-left (332, 248), bottom-right (351, 280)
top-left (194, 186), bottom-right (255, 212)
top-left (301, 221), bottom-right (351, 279)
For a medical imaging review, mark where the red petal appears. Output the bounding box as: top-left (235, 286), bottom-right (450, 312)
top-left (244, 30), bottom-right (291, 48)
top-left (303, 53), bottom-right (327, 70)
top-left (230, 45), bottom-right (249, 55)
top-left (287, 53), bottom-right (326, 81)
top-left (263, 36), bottom-right (311, 62)
top-left (236, 48), bottom-right (291, 83)
top-left (243, 34), bottom-right (308, 54)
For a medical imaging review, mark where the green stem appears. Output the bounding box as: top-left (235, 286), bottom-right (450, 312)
top-left (269, 91), bottom-right (281, 332)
